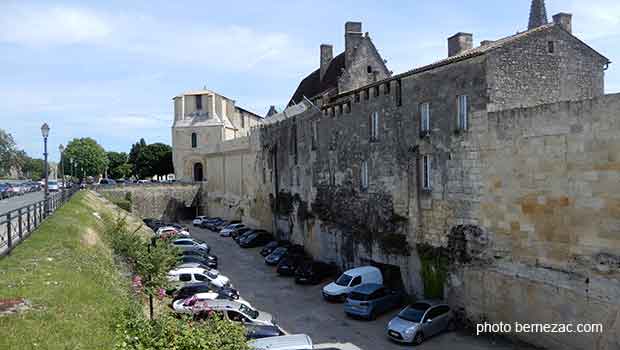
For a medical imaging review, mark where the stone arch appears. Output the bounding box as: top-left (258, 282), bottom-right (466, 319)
top-left (184, 158), bottom-right (205, 182)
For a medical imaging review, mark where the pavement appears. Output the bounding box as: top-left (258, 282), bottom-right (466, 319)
top-left (189, 223), bottom-right (534, 350)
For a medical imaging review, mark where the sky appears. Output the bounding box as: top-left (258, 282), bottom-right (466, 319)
top-left (1, 0), bottom-right (619, 162)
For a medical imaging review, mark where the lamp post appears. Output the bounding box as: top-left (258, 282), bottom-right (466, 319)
top-left (41, 123), bottom-right (50, 217)
top-left (58, 144), bottom-right (65, 192)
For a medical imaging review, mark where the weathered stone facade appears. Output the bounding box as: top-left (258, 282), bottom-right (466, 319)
top-left (171, 6), bottom-right (618, 349)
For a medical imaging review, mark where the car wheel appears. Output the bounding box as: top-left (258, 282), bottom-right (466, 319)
top-left (413, 332), bottom-right (424, 345)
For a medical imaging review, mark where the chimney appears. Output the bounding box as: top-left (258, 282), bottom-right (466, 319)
top-left (553, 13), bottom-right (572, 34)
top-left (345, 21), bottom-right (363, 68)
top-left (448, 32), bottom-right (473, 57)
top-left (320, 44), bottom-right (333, 81)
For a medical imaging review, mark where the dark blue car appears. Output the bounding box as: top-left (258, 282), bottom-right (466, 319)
top-left (344, 283), bottom-right (406, 320)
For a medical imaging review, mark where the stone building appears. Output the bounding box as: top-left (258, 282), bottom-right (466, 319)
top-left (172, 2), bottom-right (620, 349)
top-left (171, 88), bottom-right (262, 182)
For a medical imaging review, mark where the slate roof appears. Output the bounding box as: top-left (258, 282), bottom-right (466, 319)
top-left (288, 52), bottom-right (345, 106)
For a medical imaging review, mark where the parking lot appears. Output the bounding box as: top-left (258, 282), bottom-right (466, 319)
top-left (190, 224), bottom-right (533, 350)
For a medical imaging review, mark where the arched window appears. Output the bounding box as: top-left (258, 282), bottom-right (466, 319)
top-left (191, 132), bottom-right (197, 148)
top-left (193, 163), bottom-right (204, 182)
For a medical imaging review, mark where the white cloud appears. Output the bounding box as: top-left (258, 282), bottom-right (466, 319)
top-left (558, 0), bottom-right (620, 39)
top-left (0, 4), bottom-right (112, 47)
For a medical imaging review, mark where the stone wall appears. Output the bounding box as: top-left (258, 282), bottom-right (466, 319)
top-left (96, 183), bottom-right (203, 221)
top-left (449, 93), bottom-right (620, 350)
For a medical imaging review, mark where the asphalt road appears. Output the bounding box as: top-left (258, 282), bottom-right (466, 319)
top-left (189, 223), bottom-right (533, 350)
top-left (0, 192), bottom-right (44, 214)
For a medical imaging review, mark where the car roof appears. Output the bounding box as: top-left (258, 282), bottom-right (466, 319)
top-left (249, 334), bottom-right (312, 349)
top-left (343, 266), bottom-right (380, 276)
top-left (351, 283), bottom-right (383, 294)
top-left (407, 300), bottom-right (446, 310)
top-left (194, 299), bottom-right (243, 311)
top-left (170, 267), bottom-right (207, 274)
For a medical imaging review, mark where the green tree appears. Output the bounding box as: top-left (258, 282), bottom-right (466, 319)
top-left (62, 138), bottom-right (109, 178)
top-left (107, 151), bottom-right (131, 179)
top-left (128, 138), bottom-right (147, 178)
top-left (0, 129), bottom-right (21, 177)
top-left (135, 143), bottom-right (173, 179)
top-left (22, 157), bottom-right (45, 180)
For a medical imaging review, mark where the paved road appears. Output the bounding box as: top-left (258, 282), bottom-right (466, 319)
top-left (0, 192), bottom-right (44, 214)
top-left (189, 224), bottom-right (533, 350)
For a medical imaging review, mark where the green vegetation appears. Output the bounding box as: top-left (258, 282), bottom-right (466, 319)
top-left (107, 151), bottom-right (132, 180)
top-left (0, 128), bottom-right (44, 179)
top-left (102, 192), bottom-right (133, 212)
top-left (62, 137), bottom-right (110, 178)
top-left (417, 244), bottom-right (449, 299)
top-left (0, 191), bottom-right (136, 349)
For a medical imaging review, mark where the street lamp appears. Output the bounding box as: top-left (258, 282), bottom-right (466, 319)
top-left (41, 123), bottom-right (50, 217)
top-left (58, 144), bottom-right (65, 191)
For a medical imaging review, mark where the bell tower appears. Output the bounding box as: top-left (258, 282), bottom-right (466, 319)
top-left (528, 0), bottom-right (548, 29)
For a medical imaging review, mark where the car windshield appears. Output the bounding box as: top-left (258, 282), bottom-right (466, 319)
top-left (272, 247), bottom-right (286, 256)
top-left (206, 271), bottom-right (218, 279)
top-left (246, 234), bottom-right (257, 240)
top-left (335, 274), bottom-right (353, 286)
top-left (48, 181), bottom-right (58, 185)
top-left (398, 304), bottom-right (430, 322)
top-left (239, 304), bottom-right (259, 319)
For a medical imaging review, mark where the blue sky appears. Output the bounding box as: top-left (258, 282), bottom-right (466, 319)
top-left (1, 0), bottom-right (619, 161)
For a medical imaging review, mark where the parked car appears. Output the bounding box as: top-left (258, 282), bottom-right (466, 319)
top-left (180, 249), bottom-right (217, 265)
top-left (276, 254), bottom-right (307, 276)
top-left (192, 300), bottom-right (276, 327)
top-left (386, 301), bottom-right (454, 345)
top-left (99, 178), bottom-right (116, 185)
top-left (172, 292), bottom-right (252, 314)
top-left (178, 255), bottom-right (218, 269)
top-left (200, 217), bottom-right (225, 230)
top-left (215, 220), bottom-right (240, 231)
top-left (47, 180), bottom-right (60, 192)
top-left (344, 283), bottom-right (405, 320)
top-left (193, 216), bottom-right (207, 226)
top-left (231, 227), bottom-right (252, 241)
top-left (171, 282), bottom-right (240, 301)
top-left (233, 228), bottom-right (256, 243)
top-left (156, 226), bottom-right (190, 238)
top-left (172, 238), bottom-right (210, 253)
top-left (248, 334), bottom-right (313, 350)
top-left (244, 324), bottom-right (283, 340)
top-left (295, 260), bottom-right (338, 285)
top-left (168, 267), bottom-right (230, 290)
top-left (0, 183), bottom-right (10, 199)
top-left (265, 247), bottom-right (289, 266)
top-left (239, 231), bottom-right (273, 248)
top-left (322, 266), bottom-right (383, 302)
top-left (260, 240), bottom-right (288, 257)
top-left (220, 223), bottom-right (245, 237)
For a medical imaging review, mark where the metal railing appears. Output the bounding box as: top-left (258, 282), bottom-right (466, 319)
top-left (0, 187), bottom-right (79, 257)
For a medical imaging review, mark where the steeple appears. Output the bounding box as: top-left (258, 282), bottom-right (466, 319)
top-left (528, 0), bottom-right (548, 29)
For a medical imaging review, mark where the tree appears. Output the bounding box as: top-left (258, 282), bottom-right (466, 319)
top-left (128, 138), bottom-right (147, 178)
top-left (62, 138), bottom-right (109, 178)
top-left (22, 157), bottom-right (45, 180)
top-left (135, 143), bottom-right (173, 179)
top-left (0, 129), bottom-right (20, 177)
top-left (107, 151), bottom-right (131, 179)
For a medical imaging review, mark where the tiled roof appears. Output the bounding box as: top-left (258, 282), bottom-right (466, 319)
top-left (288, 52), bottom-right (345, 106)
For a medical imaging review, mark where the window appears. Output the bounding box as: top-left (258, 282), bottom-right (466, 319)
top-left (548, 41), bottom-right (555, 53)
top-left (361, 160), bottom-right (369, 190)
top-left (384, 82), bottom-right (391, 95)
top-left (374, 86), bottom-right (379, 97)
top-left (194, 273), bottom-right (208, 282)
top-left (457, 95), bottom-right (469, 131)
top-left (364, 89), bottom-right (370, 100)
top-left (367, 65), bottom-right (372, 73)
top-left (422, 155), bottom-right (432, 190)
top-left (354, 93), bottom-right (360, 103)
top-left (191, 132), bottom-right (197, 148)
top-left (420, 103), bottom-right (430, 132)
top-left (311, 120), bottom-right (318, 149)
top-left (350, 276), bottom-right (362, 286)
top-left (396, 80), bottom-right (402, 106)
top-left (179, 274), bottom-right (192, 282)
top-left (241, 113), bottom-right (245, 128)
top-left (370, 111), bottom-right (379, 141)
top-left (195, 95), bottom-right (202, 110)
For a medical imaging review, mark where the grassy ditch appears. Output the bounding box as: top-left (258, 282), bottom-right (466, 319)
top-left (0, 191), bottom-right (141, 349)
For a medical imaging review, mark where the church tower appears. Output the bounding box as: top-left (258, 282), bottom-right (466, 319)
top-left (528, 0), bottom-right (548, 29)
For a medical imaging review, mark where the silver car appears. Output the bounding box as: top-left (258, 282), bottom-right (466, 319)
top-left (386, 300), bottom-right (454, 345)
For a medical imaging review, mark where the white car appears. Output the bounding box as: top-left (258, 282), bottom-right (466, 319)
top-left (248, 334), bottom-right (313, 350)
top-left (219, 223), bottom-right (245, 237)
top-left (172, 238), bottom-right (209, 251)
top-left (47, 180), bottom-right (60, 192)
top-left (168, 267), bottom-right (231, 289)
top-left (156, 226), bottom-right (190, 238)
top-left (172, 293), bottom-right (252, 314)
top-left (193, 216), bottom-right (207, 226)
top-left (322, 266), bottom-right (383, 301)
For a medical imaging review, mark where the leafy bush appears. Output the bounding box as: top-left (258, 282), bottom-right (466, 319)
top-left (114, 301), bottom-right (249, 350)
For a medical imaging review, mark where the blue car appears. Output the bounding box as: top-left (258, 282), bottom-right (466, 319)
top-left (344, 283), bottom-right (406, 320)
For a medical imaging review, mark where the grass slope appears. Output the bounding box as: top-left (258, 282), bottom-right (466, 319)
top-left (0, 191), bottom-right (145, 350)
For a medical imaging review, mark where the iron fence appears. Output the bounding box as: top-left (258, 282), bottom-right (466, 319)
top-left (0, 187), bottom-right (79, 257)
